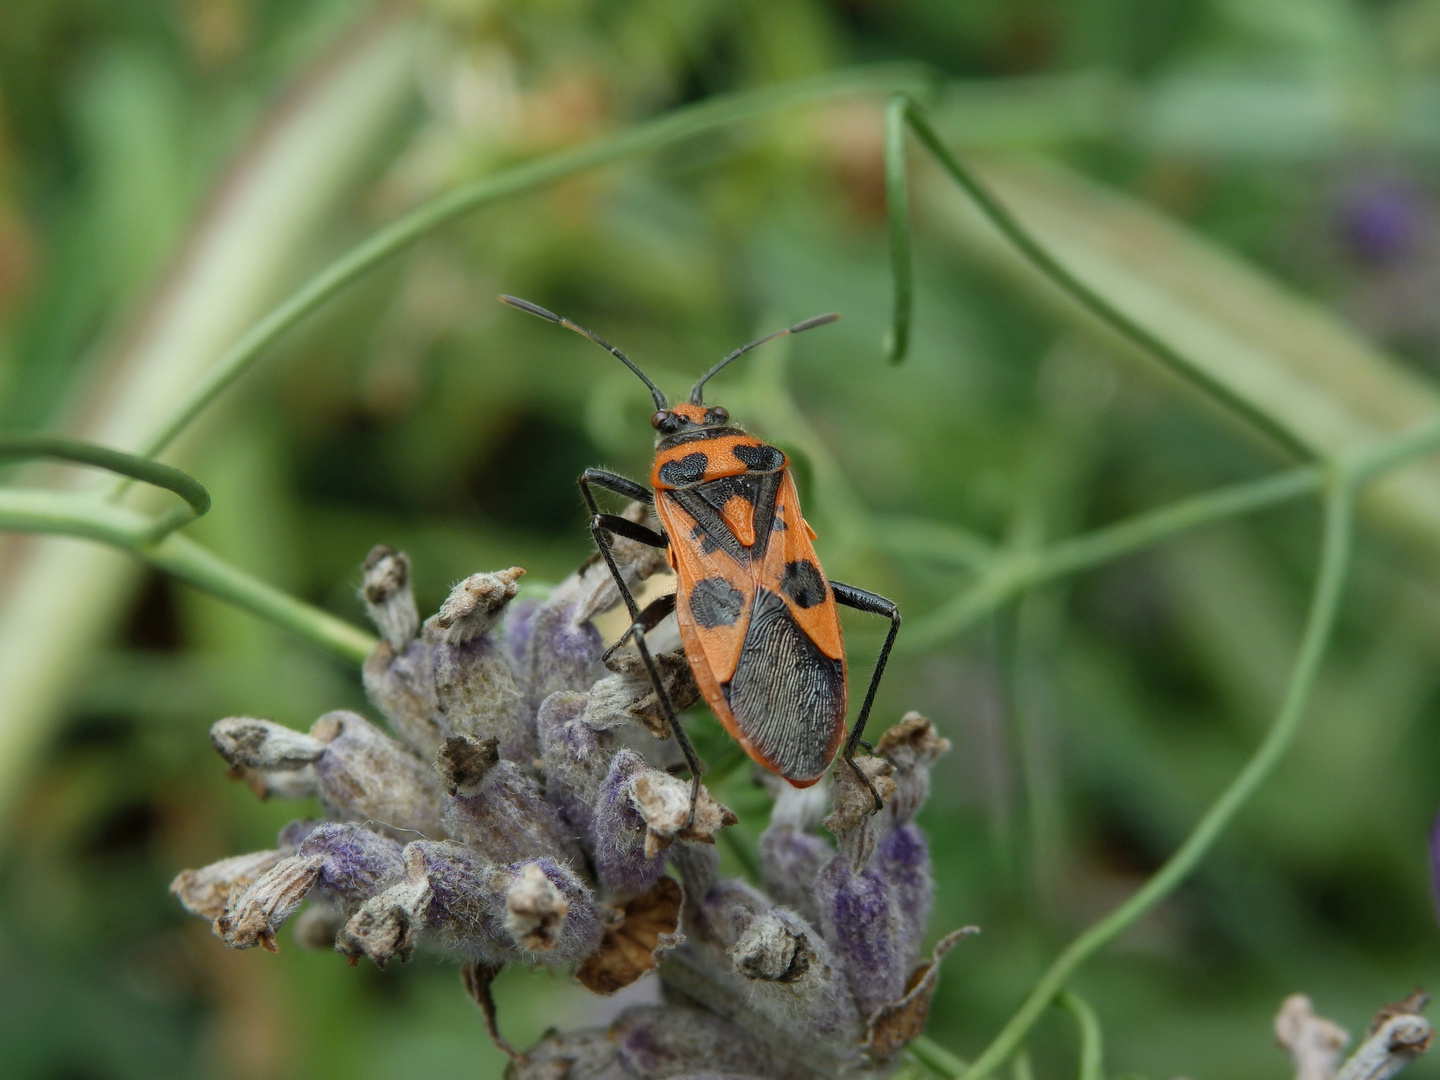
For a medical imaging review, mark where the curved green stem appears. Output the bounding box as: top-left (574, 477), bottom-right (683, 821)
top-left (1058, 990), bottom-right (1106, 1080)
top-left (133, 64), bottom-right (933, 462)
top-left (910, 1036), bottom-right (969, 1077)
top-left (955, 485), bottom-right (1355, 1080)
top-left (905, 464), bottom-right (1321, 650)
top-left (0, 434), bottom-right (210, 540)
top-left (0, 489), bottom-right (374, 664)
top-left (885, 95), bottom-right (1310, 458)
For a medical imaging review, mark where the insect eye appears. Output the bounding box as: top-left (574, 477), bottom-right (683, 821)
top-left (651, 410), bottom-right (683, 433)
top-left (707, 406), bottom-right (729, 424)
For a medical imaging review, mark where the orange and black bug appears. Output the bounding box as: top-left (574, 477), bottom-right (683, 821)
top-left (500, 295), bottom-right (901, 813)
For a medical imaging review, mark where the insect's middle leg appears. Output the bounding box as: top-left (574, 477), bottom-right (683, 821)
top-left (831, 580), bottom-right (902, 812)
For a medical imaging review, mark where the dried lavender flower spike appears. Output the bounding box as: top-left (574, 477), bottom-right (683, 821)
top-left (360, 544), bottom-right (419, 651)
top-left (1278, 995), bottom-right (1351, 1080)
top-left (210, 716), bottom-right (327, 772)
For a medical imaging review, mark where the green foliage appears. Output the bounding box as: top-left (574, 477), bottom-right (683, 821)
top-left (5, 2), bottom-right (1440, 1079)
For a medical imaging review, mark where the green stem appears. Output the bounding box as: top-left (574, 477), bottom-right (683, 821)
top-left (910, 1036), bottom-right (969, 1077)
top-left (1058, 990), bottom-right (1106, 1080)
top-left (884, 94), bottom-right (913, 365)
top-left (0, 434), bottom-right (210, 539)
top-left (134, 64), bottom-right (933, 462)
top-left (906, 465), bottom-right (1321, 650)
top-left (0, 490), bottom-right (375, 664)
top-left (892, 96), bottom-right (1311, 459)
top-left (955, 486), bottom-right (1355, 1080)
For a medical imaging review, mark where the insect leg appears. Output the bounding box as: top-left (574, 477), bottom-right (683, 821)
top-left (628, 598), bottom-right (705, 827)
top-left (578, 469), bottom-right (661, 622)
top-left (831, 580), bottom-right (902, 812)
top-left (602, 590), bottom-right (675, 662)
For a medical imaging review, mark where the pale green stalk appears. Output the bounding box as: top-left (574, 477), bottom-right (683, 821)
top-left (950, 486), bottom-right (1354, 1080)
top-left (1058, 990), bottom-right (1106, 1080)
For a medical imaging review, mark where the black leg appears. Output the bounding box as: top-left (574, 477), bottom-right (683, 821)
top-left (628, 603), bottom-right (704, 826)
top-left (578, 470), bottom-right (661, 622)
top-left (578, 470), bottom-right (702, 824)
top-left (603, 591), bottom-right (676, 663)
top-left (831, 580), bottom-right (902, 812)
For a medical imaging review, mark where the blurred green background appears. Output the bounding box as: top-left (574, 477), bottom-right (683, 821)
top-left (5, 1), bottom-right (1440, 1077)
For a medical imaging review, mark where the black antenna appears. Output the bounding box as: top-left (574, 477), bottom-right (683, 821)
top-left (690, 313), bottom-right (840, 404)
top-left (499, 295), bottom-right (667, 410)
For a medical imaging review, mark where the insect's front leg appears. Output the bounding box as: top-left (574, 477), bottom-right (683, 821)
top-left (831, 580), bottom-right (902, 812)
top-left (578, 468), bottom-right (665, 622)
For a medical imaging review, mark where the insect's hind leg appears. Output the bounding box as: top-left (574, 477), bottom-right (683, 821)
top-left (830, 580), bottom-right (902, 812)
top-left (626, 597), bottom-right (705, 826)
top-left (577, 485), bottom-right (703, 824)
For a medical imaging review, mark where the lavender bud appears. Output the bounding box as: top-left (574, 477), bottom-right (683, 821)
top-left (729, 908), bottom-right (860, 1047)
top-left (514, 599), bottom-right (606, 708)
top-left (628, 769), bottom-right (737, 858)
top-left (610, 1003), bottom-right (790, 1080)
top-left (299, 822), bottom-right (406, 903)
top-left (500, 859), bottom-right (603, 962)
top-left (213, 853), bottom-right (322, 952)
top-left (814, 856), bottom-right (905, 1020)
top-left (405, 840), bottom-right (512, 962)
top-left (433, 567), bottom-right (524, 644)
top-left (337, 863), bottom-right (433, 968)
top-left (426, 577), bottom-right (533, 762)
top-left (672, 843), bottom-right (771, 949)
top-left (209, 717), bottom-right (327, 771)
top-left (434, 734), bottom-right (499, 797)
top-left (875, 713), bottom-right (950, 823)
top-left (309, 711), bottom-right (444, 836)
top-left (873, 822), bottom-right (932, 970)
top-left (757, 824), bottom-right (830, 925)
top-left (360, 544), bottom-right (419, 651)
top-left (443, 759), bottom-right (586, 869)
top-left (363, 637), bottom-right (443, 757)
top-left (824, 756), bottom-right (895, 870)
top-left (583, 650), bottom-right (700, 739)
top-left (592, 750), bottom-right (663, 896)
top-left (171, 849), bottom-right (288, 921)
top-left (536, 690), bottom-right (614, 841)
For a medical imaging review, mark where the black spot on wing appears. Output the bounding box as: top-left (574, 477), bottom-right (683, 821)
top-left (689, 577), bottom-right (745, 628)
top-left (724, 591), bottom-right (844, 781)
top-left (699, 474), bottom-right (758, 510)
top-left (658, 452), bottom-right (709, 486)
top-left (780, 560), bottom-right (828, 609)
top-left (733, 443), bottom-right (785, 472)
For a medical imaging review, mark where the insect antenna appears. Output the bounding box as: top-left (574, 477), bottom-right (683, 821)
top-left (689, 312), bottom-right (840, 404)
top-left (499, 295), bottom-right (667, 410)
